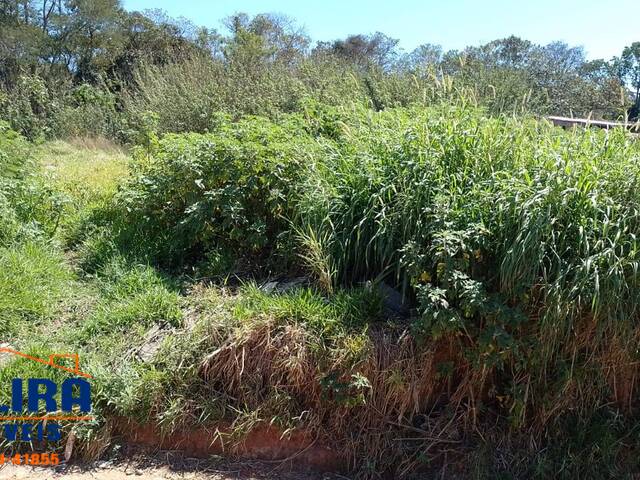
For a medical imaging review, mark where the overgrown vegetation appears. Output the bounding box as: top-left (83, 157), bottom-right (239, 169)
top-left (1, 3), bottom-right (639, 142)
top-left (2, 3), bottom-right (640, 478)
top-left (108, 115), bottom-right (320, 268)
top-left (2, 95), bottom-right (640, 477)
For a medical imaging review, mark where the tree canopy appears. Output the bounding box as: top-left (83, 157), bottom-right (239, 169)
top-left (0, 2), bottom-right (637, 140)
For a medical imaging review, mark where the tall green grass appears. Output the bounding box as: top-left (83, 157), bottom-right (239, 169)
top-left (0, 242), bottom-right (73, 339)
top-left (295, 103), bottom-right (640, 424)
top-left (4, 102), bottom-right (640, 476)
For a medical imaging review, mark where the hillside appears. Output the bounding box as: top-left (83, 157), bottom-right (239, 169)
top-left (2, 103), bottom-right (640, 477)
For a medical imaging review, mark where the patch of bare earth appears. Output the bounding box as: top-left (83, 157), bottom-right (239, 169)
top-left (0, 454), bottom-right (348, 480)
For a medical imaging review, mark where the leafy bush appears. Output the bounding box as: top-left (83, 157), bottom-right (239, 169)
top-left (0, 75), bottom-right (57, 140)
top-left (113, 115), bottom-right (319, 267)
top-left (0, 122), bottom-right (65, 243)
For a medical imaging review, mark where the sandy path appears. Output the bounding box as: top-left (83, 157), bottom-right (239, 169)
top-left (0, 463), bottom-right (234, 479)
top-left (0, 460), bottom-right (342, 480)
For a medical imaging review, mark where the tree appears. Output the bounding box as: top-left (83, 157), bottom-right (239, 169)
top-left (403, 43), bottom-right (442, 71)
top-left (58, 0), bottom-right (122, 82)
top-left (109, 10), bottom-right (207, 82)
top-left (223, 13), bottom-right (309, 66)
top-left (318, 32), bottom-right (400, 70)
top-left (476, 36), bottom-right (534, 68)
top-left (614, 42), bottom-right (640, 119)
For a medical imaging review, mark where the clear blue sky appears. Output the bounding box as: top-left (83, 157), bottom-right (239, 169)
top-left (122, 0), bottom-right (636, 60)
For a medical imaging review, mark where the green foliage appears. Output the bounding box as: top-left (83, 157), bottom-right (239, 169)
top-left (0, 120), bottom-right (32, 175)
top-left (298, 103), bottom-right (640, 297)
top-left (0, 122), bottom-right (66, 243)
top-left (121, 54), bottom-right (367, 137)
top-left (72, 256), bottom-right (183, 342)
top-left (50, 83), bottom-right (124, 139)
top-left (291, 104), bottom-right (640, 432)
top-left (0, 125), bottom-right (75, 342)
top-left (618, 42), bottom-right (640, 118)
top-left (2, 36), bottom-right (640, 472)
top-left (0, 121), bottom-right (31, 243)
top-left (114, 116), bottom-right (319, 266)
top-left (0, 242), bottom-right (72, 338)
top-left (0, 75), bottom-right (55, 140)
top-left (0, 76), bottom-right (125, 140)
top-left (1, 3), bottom-right (635, 141)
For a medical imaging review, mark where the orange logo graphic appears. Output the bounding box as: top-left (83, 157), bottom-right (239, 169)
top-left (0, 347), bottom-right (92, 379)
top-left (0, 347), bottom-right (93, 422)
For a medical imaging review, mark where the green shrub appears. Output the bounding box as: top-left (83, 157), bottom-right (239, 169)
top-left (114, 115), bottom-right (319, 267)
top-left (0, 122), bottom-right (65, 244)
top-left (0, 75), bottom-right (57, 140)
top-left (0, 120), bottom-right (30, 174)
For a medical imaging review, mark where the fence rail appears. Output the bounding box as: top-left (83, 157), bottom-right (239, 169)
top-left (547, 115), bottom-right (640, 133)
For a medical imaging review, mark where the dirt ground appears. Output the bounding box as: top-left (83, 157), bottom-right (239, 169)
top-left (0, 455), bottom-right (349, 480)
top-left (0, 465), bottom-right (339, 480)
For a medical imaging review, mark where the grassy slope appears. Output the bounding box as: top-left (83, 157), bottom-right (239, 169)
top-left (0, 139), bottom-right (385, 468)
top-left (3, 118), bottom-right (640, 478)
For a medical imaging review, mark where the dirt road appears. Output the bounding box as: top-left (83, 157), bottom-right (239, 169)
top-left (0, 459), bottom-right (345, 480)
top-left (1, 464), bottom-right (234, 480)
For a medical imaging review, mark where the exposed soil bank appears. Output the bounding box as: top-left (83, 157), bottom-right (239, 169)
top-left (113, 418), bottom-right (346, 473)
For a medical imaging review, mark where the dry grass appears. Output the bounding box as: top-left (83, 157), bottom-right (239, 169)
top-left (65, 136), bottom-right (125, 153)
top-left (37, 138), bottom-right (128, 196)
top-left (196, 297), bottom-right (476, 475)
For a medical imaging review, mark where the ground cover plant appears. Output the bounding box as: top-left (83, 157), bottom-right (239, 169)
top-left (2, 97), bottom-right (640, 479)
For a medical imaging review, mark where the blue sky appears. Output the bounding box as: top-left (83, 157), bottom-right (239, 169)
top-left (122, 0), bottom-right (636, 60)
